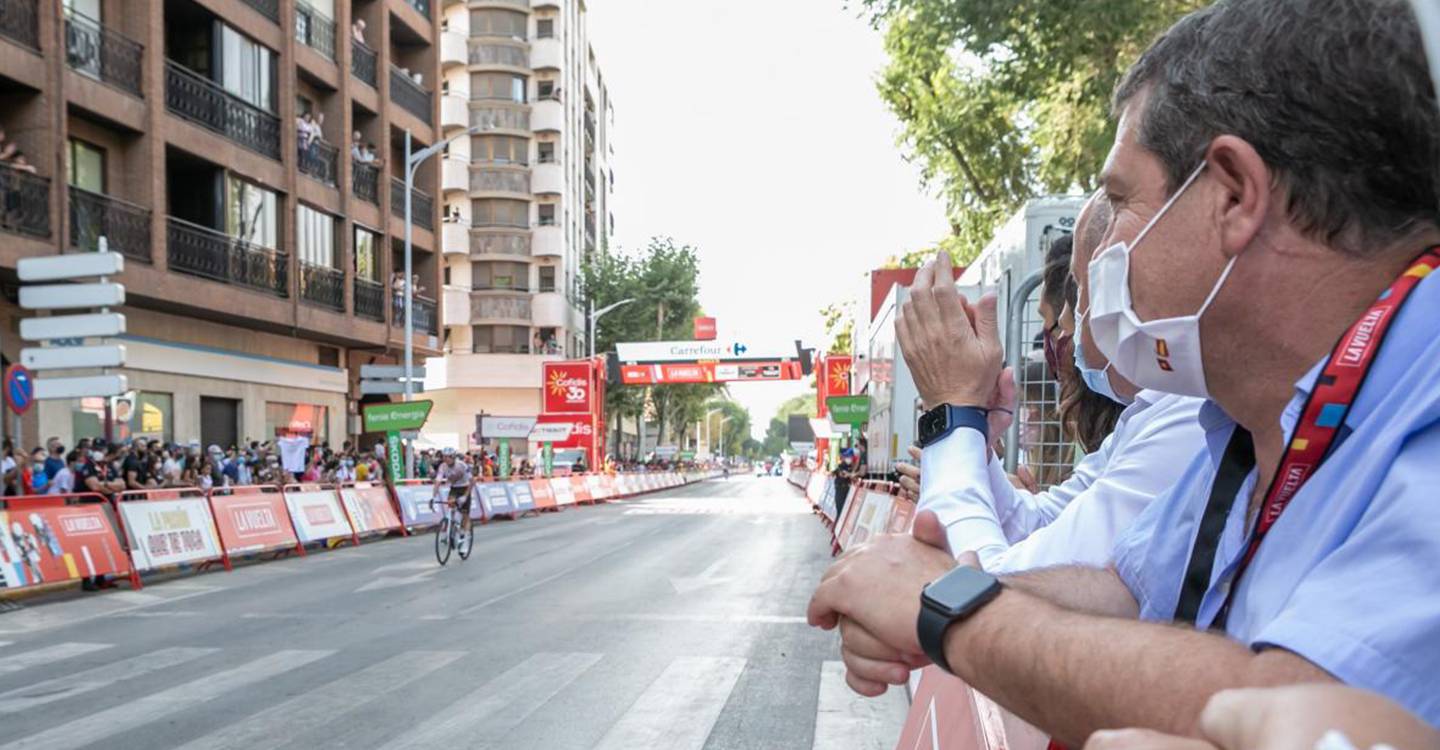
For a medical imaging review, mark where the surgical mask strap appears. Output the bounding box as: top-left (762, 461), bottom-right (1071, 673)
top-left (1196, 254), bottom-right (1239, 318)
top-left (1130, 161), bottom-right (1208, 252)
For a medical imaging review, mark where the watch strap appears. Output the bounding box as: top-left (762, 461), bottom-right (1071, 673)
top-left (920, 404), bottom-right (989, 449)
top-left (917, 599), bottom-right (956, 674)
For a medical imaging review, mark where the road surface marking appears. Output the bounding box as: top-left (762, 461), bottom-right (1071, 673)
top-left (0, 649), bottom-right (332, 750)
top-left (0, 642), bottom-right (11, 649)
top-left (379, 651), bottom-right (603, 748)
top-left (0, 585), bottom-right (223, 635)
top-left (812, 661), bottom-right (909, 750)
top-left (0, 642), bottom-right (112, 675)
top-left (458, 538), bottom-right (640, 614)
top-left (591, 656), bottom-right (747, 750)
top-left (668, 556), bottom-right (732, 594)
top-left (174, 650), bottom-right (463, 750)
top-left (0, 647), bottom-right (217, 714)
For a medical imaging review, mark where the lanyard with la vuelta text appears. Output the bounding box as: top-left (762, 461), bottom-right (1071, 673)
top-left (1203, 246), bottom-right (1440, 627)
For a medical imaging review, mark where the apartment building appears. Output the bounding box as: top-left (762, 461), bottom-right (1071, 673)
top-left (422, 0), bottom-right (615, 450)
top-left (0, 0), bottom-right (444, 449)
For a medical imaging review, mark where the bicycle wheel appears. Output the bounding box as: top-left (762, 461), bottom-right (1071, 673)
top-left (434, 515), bottom-right (452, 566)
top-left (457, 514), bottom-right (474, 560)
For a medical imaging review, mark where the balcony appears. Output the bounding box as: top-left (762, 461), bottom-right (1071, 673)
top-left (443, 284), bottom-right (468, 325)
top-left (470, 166), bottom-right (530, 196)
top-left (472, 232), bottom-right (530, 257)
top-left (0, 0), bottom-right (38, 49)
top-left (68, 186), bottom-right (150, 261)
top-left (532, 224), bottom-right (562, 257)
top-left (299, 140), bottom-right (338, 186)
top-left (353, 162), bottom-right (379, 204)
top-left (165, 60), bottom-right (280, 160)
top-left (295, 1), bottom-right (336, 61)
top-left (532, 162), bottom-right (562, 194)
top-left (352, 40), bottom-right (377, 87)
top-left (532, 99), bottom-right (563, 132)
top-left (64, 7), bottom-right (143, 98)
top-left (474, 278), bottom-right (530, 293)
top-left (531, 291), bottom-right (567, 328)
top-left (299, 263), bottom-right (344, 310)
top-left (0, 164), bottom-right (49, 238)
top-left (389, 64), bottom-right (433, 125)
top-left (167, 217), bottom-right (289, 298)
top-left (442, 219), bottom-right (469, 255)
top-left (471, 105), bottom-right (529, 132)
top-left (442, 156), bottom-right (468, 194)
top-left (355, 277), bottom-right (385, 320)
top-left (470, 42), bottom-right (528, 68)
top-left (394, 294), bottom-right (439, 335)
top-left (440, 93), bottom-right (467, 129)
top-left (471, 293), bottom-right (532, 322)
top-left (390, 178), bottom-right (435, 230)
top-left (530, 37), bottom-right (561, 70)
top-left (440, 30), bottom-right (466, 67)
top-left (240, 0), bottom-right (280, 23)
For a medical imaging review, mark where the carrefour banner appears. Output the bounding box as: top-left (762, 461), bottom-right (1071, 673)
top-left (393, 484), bottom-right (445, 527)
top-left (118, 498), bottom-right (223, 570)
top-left (0, 505), bottom-right (130, 589)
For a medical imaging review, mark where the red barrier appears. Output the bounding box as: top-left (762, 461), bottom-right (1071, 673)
top-left (530, 479), bottom-right (558, 511)
top-left (208, 485), bottom-right (304, 557)
top-left (896, 667), bottom-right (1049, 750)
top-left (832, 487), bottom-right (866, 554)
top-left (338, 482), bottom-right (406, 537)
top-left (569, 475), bottom-right (595, 505)
top-left (282, 484), bottom-right (360, 547)
top-left (114, 488), bottom-right (228, 585)
top-left (0, 493), bottom-right (135, 590)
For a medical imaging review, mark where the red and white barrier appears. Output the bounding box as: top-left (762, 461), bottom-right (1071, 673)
top-left (530, 479), bottom-right (558, 511)
top-left (570, 475), bottom-right (595, 505)
top-left (208, 485), bottom-right (304, 557)
top-left (0, 493), bottom-right (134, 590)
top-left (338, 482), bottom-right (406, 537)
top-left (115, 488), bottom-right (227, 580)
top-left (551, 477), bottom-right (576, 506)
top-left (896, 667), bottom-right (1048, 750)
top-left (282, 485), bottom-right (360, 547)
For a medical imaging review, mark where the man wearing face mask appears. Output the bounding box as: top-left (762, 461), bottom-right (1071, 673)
top-left (901, 194), bottom-right (1207, 573)
top-left (807, 0), bottom-right (1440, 742)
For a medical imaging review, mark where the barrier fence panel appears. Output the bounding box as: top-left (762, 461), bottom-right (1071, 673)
top-left (115, 488), bottom-right (226, 579)
top-left (896, 667), bottom-right (1049, 750)
top-left (570, 475), bottom-right (595, 505)
top-left (833, 488), bottom-right (866, 553)
top-left (0, 493), bottom-right (133, 590)
top-left (392, 480), bottom-right (445, 527)
top-left (818, 478), bottom-right (838, 523)
top-left (550, 477), bottom-right (576, 506)
top-left (507, 481), bottom-right (536, 514)
top-left (207, 485), bottom-right (304, 557)
top-left (530, 479), bottom-right (558, 511)
top-left (586, 474), bottom-right (610, 502)
top-left (475, 481), bottom-right (512, 520)
top-left (282, 485), bottom-right (360, 547)
top-left (338, 482), bottom-right (405, 537)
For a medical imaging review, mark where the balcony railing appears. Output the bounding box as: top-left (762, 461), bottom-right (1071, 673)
top-left (471, 168), bottom-right (531, 194)
top-left (390, 178), bottom-right (434, 230)
top-left (241, 0), bottom-right (279, 23)
top-left (353, 161), bottom-right (379, 204)
top-left (299, 140), bottom-right (338, 186)
top-left (472, 106), bottom-right (529, 131)
top-left (389, 65), bottom-right (432, 124)
top-left (469, 43), bottom-right (529, 67)
top-left (165, 60), bottom-right (280, 160)
top-left (473, 233), bottom-right (530, 256)
top-left (69, 186), bottom-right (150, 261)
top-left (0, 0), bottom-right (39, 49)
top-left (167, 217), bottom-right (289, 298)
top-left (355, 277), bottom-right (385, 320)
top-left (0, 163), bottom-right (50, 238)
top-left (474, 280), bottom-right (531, 292)
top-left (403, 0), bottom-right (431, 18)
top-left (64, 7), bottom-right (143, 97)
top-left (299, 262), bottom-right (344, 310)
top-left (394, 295), bottom-right (438, 335)
top-left (351, 40), bottom-right (376, 87)
top-left (294, 1), bottom-right (335, 60)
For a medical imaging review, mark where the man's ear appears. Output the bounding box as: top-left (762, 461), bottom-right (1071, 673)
top-left (1204, 135), bottom-right (1270, 259)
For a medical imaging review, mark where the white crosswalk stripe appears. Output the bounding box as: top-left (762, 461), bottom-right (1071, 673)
top-left (0, 646), bottom-right (217, 714)
top-left (812, 661), bottom-right (910, 750)
top-left (0, 643), bottom-right (111, 675)
top-left (0, 649), bottom-right (332, 750)
top-left (174, 650), bottom-right (464, 750)
top-left (0, 642), bottom-right (12, 649)
top-left (379, 651), bottom-right (603, 749)
top-left (592, 656), bottom-right (747, 750)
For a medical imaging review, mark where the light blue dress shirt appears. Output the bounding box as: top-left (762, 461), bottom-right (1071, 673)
top-left (1112, 265), bottom-right (1440, 727)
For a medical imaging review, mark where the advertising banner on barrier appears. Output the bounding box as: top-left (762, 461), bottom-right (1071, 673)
top-left (586, 474), bottom-right (609, 501)
top-left (819, 478), bottom-right (837, 521)
top-left (393, 484), bottom-right (445, 527)
top-left (550, 478), bottom-right (576, 505)
top-left (895, 667), bottom-right (1049, 750)
top-left (834, 489), bottom-right (865, 550)
top-left (806, 473), bottom-right (826, 504)
top-left (210, 493), bottom-right (298, 555)
top-left (888, 496), bottom-right (916, 534)
top-left (508, 482), bottom-right (536, 513)
top-left (570, 476), bottom-right (593, 504)
top-left (0, 503), bottom-right (129, 589)
top-left (602, 474), bottom-right (619, 498)
top-left (118, 498), bottom-right (222, 570)
top-left (338, 484), bottom-right (403, 535)
top-left (530, 479), bottom-right (557, 510)
top-left (283, 489), bottom-right (354, 544)
top-left (478, 482), bottom-right (514, 517)
top-left (849, 492), bottom-right (894, 547)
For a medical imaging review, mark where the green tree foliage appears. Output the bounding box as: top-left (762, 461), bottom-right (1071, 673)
top-left (704, 399), bottom-right (753, 458)
top-left (760, 393), bottom-right (818, 457)
top-left (819, 301), bottom-right (855, 355)
top-left (861, 0), bottom-right (1203, 266)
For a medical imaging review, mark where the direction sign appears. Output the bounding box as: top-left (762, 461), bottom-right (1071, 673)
top-left (360, 364), bottom-right (426, 380)
top-left (21, 344), bottom-right (125, 371)
top-left (19, 283), bottom-right (125, 310)
top-left (359, 380), bottom-right (425, 395)
top-left (34, 373), bottom-right (127, 400)
top-left (825, 395), bottom-right (871, 426)
top-left (362, 401), bottom-right (434, 432)
top-left (5, 365), bottom-right (33, 415)
top-left (17, 251), bottom-right (123, 281)
top-left (20, 312), bottom-right (126, 341)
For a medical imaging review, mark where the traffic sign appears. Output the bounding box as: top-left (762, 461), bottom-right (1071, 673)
top-left (19, 282), bottom-right (125, 310)
top-left (34, 373), bottom-right (127, 400)
top-left (20, 312), bottom-right (126, 341)
top-left (21, 344), bottom-right (125, 371)
top-left (825, 396), bottom-right (871, 426)
top-left (5, 365), bottom-right (33, 415)
top-left (362, 400), bottom-right (434, 432)
top-left (359, 380), bottom-right (425, 395)
top-left (360, 364), bottom-right (426, 380)
top-left (17, 251), bottom-right (123, 281)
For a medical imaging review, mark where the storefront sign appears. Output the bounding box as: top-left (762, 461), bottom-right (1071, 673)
top-left (363, 400), bottom-right (434, 432)
top-left (543, 361), bottom-right (593, 414)
top-left (118, 498), bottom-right (223, 570)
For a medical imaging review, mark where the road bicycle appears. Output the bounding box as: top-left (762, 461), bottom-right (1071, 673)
top-left (429, 485), bottom-right (475, 565)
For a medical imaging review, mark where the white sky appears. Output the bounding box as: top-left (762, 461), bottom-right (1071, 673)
top-left (588, 0), bottom-right (949, 439)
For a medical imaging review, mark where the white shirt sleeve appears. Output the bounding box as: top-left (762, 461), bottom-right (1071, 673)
top-left (987, 433), bottom-right (1113, 542)
top-left (918, 427), bottom-right (1009, 567)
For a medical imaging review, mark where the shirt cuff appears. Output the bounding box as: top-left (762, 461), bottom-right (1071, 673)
top-left (919, 426), bottom-right (1008, 564)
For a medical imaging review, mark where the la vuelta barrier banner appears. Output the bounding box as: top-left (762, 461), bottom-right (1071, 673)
top-left (210, 493), bottom-right (298, 555)
top-left (118, 498), bottom-right (223, 570)
top-left (338, 484), bottom-right (403, 535)
top-left (0, 504), bottom-right (129, 589)
top-left (283, 489), bottom-right (354, 543)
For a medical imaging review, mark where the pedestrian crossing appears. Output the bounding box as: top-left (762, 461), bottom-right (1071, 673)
top-left (0, 640), bottom-right (907, 750)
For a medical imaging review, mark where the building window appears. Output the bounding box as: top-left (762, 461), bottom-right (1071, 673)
top-left (537, 142), bottom-right (555, 164)
top-left (473, 325), bottom-right (530, 354)
top-left (474, 134), bottom-right (528, 165)
top-left (220, 24), bottom-right (277, 112)
top-left (71, 392), bottom-right (174, 443)
top-left (538, 204), bottom-right (556, 226)
top-left (474, 261), bottom-right (527, 290)
top-left (265, 402), bottom-right (329, 443)
top-left (539, 265), bottom-right (555, 292)
top-left (536, 18), bottom-right (554, 39)
top-left (537, 80), bottom-right (555, 99)
top-left (296, 204), bottom-right (336, 267)
top-left (473, 199), bottom-right (528, 228)
top-left (226, 174), bottom-right (279, 249)
top-left (355, 226), bottom-right (381, 280)
top-left (471, 72), bottom-right (527, 103)
top-left (470, 9), bottom-right (527, 39)
top-left (66, 138), bottom-right (106, 193)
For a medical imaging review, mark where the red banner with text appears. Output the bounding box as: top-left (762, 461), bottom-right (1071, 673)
top-left (0, 500), bottom-right (130, 589)
top-left (543, 361), bottom-right (594, 414)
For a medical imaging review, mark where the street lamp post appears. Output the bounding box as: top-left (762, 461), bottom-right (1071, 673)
top-left (719, 416), bottom-right (733, 461)
top-left (704, 408), bottom-right (723, 456)
top-left (402, 125), bottom-right (486, 476)
top-left (587, 297), bottom-right (637, 359)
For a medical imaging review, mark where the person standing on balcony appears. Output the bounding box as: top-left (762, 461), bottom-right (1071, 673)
top-left (351, 18), bottom-right (366, 45)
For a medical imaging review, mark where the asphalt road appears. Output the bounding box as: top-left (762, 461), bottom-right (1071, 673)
top-left (0, 476), bottom-right (906, 750)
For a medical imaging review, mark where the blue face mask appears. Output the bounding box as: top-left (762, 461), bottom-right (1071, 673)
top-left (1073, 316), bottom-right (1130, 405)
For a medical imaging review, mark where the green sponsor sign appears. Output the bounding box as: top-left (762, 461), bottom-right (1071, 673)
top-left (542, 442), bottom-right (554, 478)
top-left (498, 441), bottom-right (511, 479)
top-left (825, 395), bottom-right (871, 426)
top-left (680, 451), bottom-right (695, 460)
top-left (386, 431), bottom-right (403, 481)
top-left (363, 400), bottom-right (434, 432)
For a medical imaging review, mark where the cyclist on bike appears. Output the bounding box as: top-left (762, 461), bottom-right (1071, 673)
top-left (433, 449), bottom-right (475, 544)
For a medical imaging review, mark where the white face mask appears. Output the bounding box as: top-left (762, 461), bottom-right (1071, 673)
top-left (1087, 162), bottom-right (1239, 398)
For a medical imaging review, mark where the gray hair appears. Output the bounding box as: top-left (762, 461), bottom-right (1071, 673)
top-left (1114, 0), bottom-right (1439, 256)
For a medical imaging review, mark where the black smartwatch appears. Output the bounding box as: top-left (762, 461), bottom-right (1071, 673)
top-left (917, 565), bottom-right (1003, 674)
top-left (917, 404), bottom-right (989, 448)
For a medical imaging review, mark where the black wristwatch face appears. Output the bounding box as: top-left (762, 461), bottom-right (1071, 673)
top-left (922, 566), bottom-right (1003, 617)
top-left (918, 405), bottom-right (947, 445)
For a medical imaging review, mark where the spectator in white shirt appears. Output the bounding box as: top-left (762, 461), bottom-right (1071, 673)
top-left (46, 450), bottom-right (78, 495)
top-left (905, 192), bottom-right (1208, 572)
